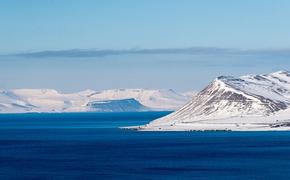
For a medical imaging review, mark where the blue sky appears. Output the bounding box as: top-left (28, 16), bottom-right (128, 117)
top-left (1, 0), bottom-right (290, 51)
top-left (0, 0), bottom-right (290, 92)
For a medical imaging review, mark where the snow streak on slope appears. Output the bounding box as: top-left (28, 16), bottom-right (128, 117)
top-left (135, 71), bottom-right (290, 131)
top-left (0, 88), bottom-right (189, 113)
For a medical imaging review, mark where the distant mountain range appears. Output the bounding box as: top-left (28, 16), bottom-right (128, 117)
top-left (0, 88), bottom-right (190, 113)
top-left (134, 71), bottom-right (290, 131)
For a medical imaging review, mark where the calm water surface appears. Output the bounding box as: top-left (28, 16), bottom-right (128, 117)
top-left (0, 112), bottom-right (290, 179)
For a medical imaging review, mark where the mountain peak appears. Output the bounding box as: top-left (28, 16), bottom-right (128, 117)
top-left (141, 71), bottom-right (290, 131)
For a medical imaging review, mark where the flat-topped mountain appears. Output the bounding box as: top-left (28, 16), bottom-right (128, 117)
top-left (87, 98), bottom-right (149, 112)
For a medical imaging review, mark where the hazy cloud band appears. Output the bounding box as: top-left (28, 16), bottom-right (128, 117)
top-left (8, 47), bottom-right (290, 58)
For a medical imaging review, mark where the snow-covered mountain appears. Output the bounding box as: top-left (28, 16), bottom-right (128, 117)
top-left (134, 71), bottom-right (290, 131)
top-left (0, 88), bottom-right (189, 113)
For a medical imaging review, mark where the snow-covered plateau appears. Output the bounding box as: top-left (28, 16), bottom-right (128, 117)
top-left (129, 71), bottom-right (290, 131)
top-left (0, 88), bottom-right (189, 113)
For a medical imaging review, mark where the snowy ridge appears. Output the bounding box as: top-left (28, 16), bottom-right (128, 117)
top-left (0, 88), bottom-right (189, 113)
top-left (134, 71), bottom-right (290, 131)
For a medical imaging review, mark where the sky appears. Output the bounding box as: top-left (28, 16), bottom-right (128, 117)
top-left (0, 0), bottom-right (290, 92)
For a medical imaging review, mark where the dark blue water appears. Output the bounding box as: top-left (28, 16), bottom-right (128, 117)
top-left (1, 112), bottom-right (290, 179)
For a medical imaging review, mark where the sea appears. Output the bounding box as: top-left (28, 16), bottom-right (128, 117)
top-left (0, 112), bottom-right (290, 179)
